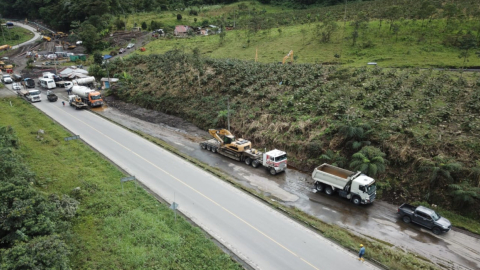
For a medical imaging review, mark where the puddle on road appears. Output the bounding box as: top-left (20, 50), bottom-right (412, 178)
top-left (90, 104), bottom-right (109, 112)
top-left (227, 163), bottom-right (299, 202)
top-left (94, 105), bottom-right (480, 270)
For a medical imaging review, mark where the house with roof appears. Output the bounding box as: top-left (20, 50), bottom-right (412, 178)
top-left (174, 25), bottom-right (191, 36)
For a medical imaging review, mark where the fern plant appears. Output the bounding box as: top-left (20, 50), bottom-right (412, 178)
top-left (449, 182), bottom-right (480, 207)
top-left (349, 146), bottom-right (387, 177)
top-left (320, 149), bottom-right (347, 167)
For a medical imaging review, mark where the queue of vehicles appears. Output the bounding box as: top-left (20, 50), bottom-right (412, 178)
top-left (198, 128), bottom-right (451, 234)
top-left (2, 71), bottom-right (452, 236)
top-left (2, 72), bottom-right (103, 109)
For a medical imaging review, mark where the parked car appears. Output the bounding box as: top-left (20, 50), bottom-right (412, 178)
top-left (12, 74), bottom-right (23, 82)
top-left (12, 82), bottom-right (21, 90)
top-left (119, 48), bottom-right (126, 54)
top-left (76, 41), bottom-right (83, 45)
top-left (1, 57), bottom-right (9, 60)
top-left (2, 74), bottom-right (13, 84)
top-left (126, 43), bottom-right (135, 49)
top-left (398, 203), bottom-right (451, 235)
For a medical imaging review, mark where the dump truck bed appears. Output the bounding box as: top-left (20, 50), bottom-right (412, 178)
top-left (312, 163), bottom-right (355, 189)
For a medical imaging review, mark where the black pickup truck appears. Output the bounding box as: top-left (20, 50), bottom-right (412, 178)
top-left (398, 203), bottom-right (451, 235)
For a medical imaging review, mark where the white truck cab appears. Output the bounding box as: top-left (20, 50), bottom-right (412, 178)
top-left (27, 89), bottom-right (42, 102)
top-left (262, 149), bottom-right (287, 174)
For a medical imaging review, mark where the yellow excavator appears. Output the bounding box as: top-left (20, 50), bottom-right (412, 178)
top-left (200, 129), bottom-right (288, 175)
top-left (208, 129), bottom-right (252, 152)
top-left (282, 50), bottom-right (293, 64)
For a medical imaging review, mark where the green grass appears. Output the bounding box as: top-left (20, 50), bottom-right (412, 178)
top-left (1, 26), bottom-right (35, 46)
top-left (0, 97), bottom-right (242, 270)
top-left (132, 18), bottom-right (479, 68)
top-left (125, 1), bottom-right (291, 30)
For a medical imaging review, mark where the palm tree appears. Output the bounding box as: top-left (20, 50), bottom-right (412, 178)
top-left (216, 110), bottom-right (227, 126)
top-left (349, 146), bottom-right (387, 177)
top-left (320, 149), bottom-right (347, 167)
top-left (469, 161), bottom-right (480, 187)
top-left (449, 182), bottom-right (480, 207)
top-left (419, 155), bottom-right (462, 188)
top-left (337, 121), bottom-right (372, 150)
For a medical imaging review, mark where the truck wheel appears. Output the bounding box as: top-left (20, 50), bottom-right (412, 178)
top-left (211, 147), bottom-right (216, 153)
top-left (315, 183), bottom-right (324, 192)
top-left (206, 145), bottom-right (211, 151)
top-left (325, 186), bottom-right (334, 195)
top-left (245, 158), bottom-right (252, 165)
top-left (352, 196), bottom-right (361, 205)
top-left (402, 216), bottom-right (411, 224)
top-left (201, 144), bottom-right (206, 150)
top-left (252, 160), bottom-right (260, 168)
top-left (432, 227), bottom-right (442, 235)
top-left (269, 168), bottom-right (277, 175)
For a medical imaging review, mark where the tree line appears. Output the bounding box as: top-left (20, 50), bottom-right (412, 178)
top-left (0, 0), bottom-right (353, 30)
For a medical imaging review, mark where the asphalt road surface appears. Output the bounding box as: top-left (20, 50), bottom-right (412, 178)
top-left (11, 22), bottom-right (41, 49)
top-left (25, 93), bottom-right (378, 270)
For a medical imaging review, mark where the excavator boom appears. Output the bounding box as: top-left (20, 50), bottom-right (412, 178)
top-left (208, 129), bottom-right (251, 151)
top-left (209, 129), bottom-right (233, 144)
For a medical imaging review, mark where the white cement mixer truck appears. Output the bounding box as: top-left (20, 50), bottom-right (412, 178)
top-left (65, 76), bottom-right (95, 90)
top-left (71, 85), bottom-right (103, 107)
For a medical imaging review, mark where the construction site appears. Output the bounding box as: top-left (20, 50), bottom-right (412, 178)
top-left (2, 20), bottom-right (147, 79)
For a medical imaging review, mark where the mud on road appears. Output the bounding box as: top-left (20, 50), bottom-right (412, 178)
top-left (96, 95), bottom-right (480, 270)
top-left (5, 21), bottom-right (480, 269)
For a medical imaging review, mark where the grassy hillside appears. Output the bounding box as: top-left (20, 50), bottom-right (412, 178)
top-left (0, 97), bottom-right (242, 269)
top-left (108, 52), bottom-right (480, 222)
top-left (135, 19), bottom-right (478, 67)
top-left (123, 0), bottom-right (480, 68)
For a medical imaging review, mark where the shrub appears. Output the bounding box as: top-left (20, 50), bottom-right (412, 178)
top-left (350, 146), bottom-right (387, 177)
top-left (177, 14), bottom-right (182, 20)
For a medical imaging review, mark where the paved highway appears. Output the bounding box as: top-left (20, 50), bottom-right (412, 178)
top-left (10, 22), bottom-right (41, 49)
top-left (28, 94), bottom-right (377, 270)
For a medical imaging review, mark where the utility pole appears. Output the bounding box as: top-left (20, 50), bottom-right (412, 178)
top-left (106, 60), bottom-right (111, 89)
top-left (227, 96), bottom-right (230, 132)
top-left (0, 15), bottom-right (7, 44)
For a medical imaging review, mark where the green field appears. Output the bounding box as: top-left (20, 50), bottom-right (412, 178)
top-left (132, 19), bottom-right (478, 68)
top-left (0, 26), bottom-right (34, 46)
top-left (0, 97), bottom-right (242, 269)
top-left (113, 0), bottom-right (480, 68)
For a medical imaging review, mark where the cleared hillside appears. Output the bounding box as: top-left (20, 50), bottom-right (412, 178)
top-left (108, 52), bottom-right (480, 222)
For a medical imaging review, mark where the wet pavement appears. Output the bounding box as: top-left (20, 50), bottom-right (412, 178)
top-left (91, 104), bottom-right (480, 270)
top-left (5, 85), bottom-right (479, 270)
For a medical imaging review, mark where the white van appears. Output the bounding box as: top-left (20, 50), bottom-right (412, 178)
top-left (39, 78), bottom-right (56, 89)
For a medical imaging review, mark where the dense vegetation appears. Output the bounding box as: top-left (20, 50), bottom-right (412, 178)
top-left (107, 51), bottom-right (480, 223)
top-left (0, 98), bottom-right (242, 269)
top-left (0, 126), bottom-right (77, 269)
